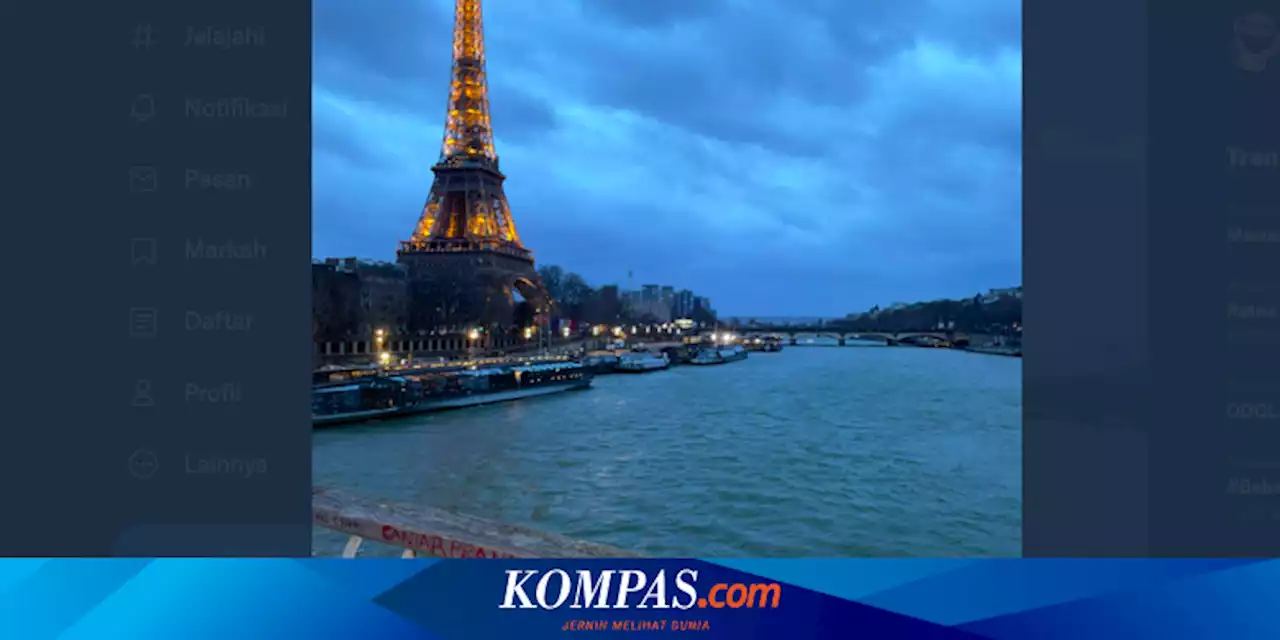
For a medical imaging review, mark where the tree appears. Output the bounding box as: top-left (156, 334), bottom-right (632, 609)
top-left (841, 294), bottom-right (1021, 334)
top-left (537, 265), bottom-right (565, 303)
top-left (556, 273), bottom-right (595, 321)
top-left (561, 273), bottom-right (591, 306)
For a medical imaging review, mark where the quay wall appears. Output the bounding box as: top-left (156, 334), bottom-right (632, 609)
top-left (314, 335), bottom-right (608, 368)
top-left (315, 330), bottom-right (696, 368)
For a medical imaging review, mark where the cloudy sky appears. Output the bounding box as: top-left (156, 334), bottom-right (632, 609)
top-left (313, 0), bottom-right (1021, 317)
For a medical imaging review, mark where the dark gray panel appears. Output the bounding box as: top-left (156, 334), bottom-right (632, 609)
top-left (0, 1), bottom-right (311, 556)
top-left (1027, 0), bottom-right (1280, 556)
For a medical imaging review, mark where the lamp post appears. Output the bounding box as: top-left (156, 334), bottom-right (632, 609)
top-left (374, 328), bottom-right (387, 371)
top-left (467, 328), bottom-right (480, 362)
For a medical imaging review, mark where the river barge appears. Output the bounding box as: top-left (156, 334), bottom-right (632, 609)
top-left (582, 353), bottom-right (620, 374)
top-left (688, 344), bottom-right (749, 366)
top-left (313, 361), bottom-right (592, 427)
top-left (743, 337), bottom-right (784, 352)
top-left (615, 350), bottom-right (670, 373)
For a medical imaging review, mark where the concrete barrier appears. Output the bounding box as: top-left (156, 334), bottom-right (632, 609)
top-left (313, 486), bottom-right (638, 559)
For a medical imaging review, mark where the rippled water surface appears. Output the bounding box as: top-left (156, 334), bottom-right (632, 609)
top-left (314, 347), bottom-right (1021, 557)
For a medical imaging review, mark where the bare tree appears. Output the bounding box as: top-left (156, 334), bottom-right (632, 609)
top-left (537, 265), bottom-right (565, 303)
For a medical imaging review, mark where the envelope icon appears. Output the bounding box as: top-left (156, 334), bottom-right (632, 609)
top-left (129, 167), bottom-right (157, 193)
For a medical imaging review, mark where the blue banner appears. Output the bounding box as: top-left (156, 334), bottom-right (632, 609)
top-left (0, 558), bottom-right (1274, 639)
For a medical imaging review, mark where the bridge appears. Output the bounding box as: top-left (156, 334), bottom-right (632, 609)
top-left (714, 326), bottom-right (965, 347)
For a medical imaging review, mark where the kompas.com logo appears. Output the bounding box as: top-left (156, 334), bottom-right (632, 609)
top-left (499, 569), bottom-right (782, 610)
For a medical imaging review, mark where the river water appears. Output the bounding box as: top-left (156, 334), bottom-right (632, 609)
top-left (313, 345), bottom-right (1022, 557)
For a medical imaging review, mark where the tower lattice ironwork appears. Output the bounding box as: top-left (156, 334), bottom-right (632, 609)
top-left (397, 0), bottom-right (549, 328)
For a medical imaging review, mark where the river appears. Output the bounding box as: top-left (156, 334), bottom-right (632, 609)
top-left (313, 345), bottom-right (1022, 557)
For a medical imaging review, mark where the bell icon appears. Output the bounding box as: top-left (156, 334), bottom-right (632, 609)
top-left (130, 94), bottom-right (156, 122)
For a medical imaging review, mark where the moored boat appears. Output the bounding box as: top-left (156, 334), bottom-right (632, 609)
top-left (312, 377), bottom-right (405, 426)
top-left (743, 336), bottom-right (784, 352)
top-left (615, 350), bottom-right (670, 373)
top-left (312, 361), bottom-right (592, 427)
top-left (688, 344), bottom-right (748, 366)
top-left (582, 353), bottom-right (620, 373)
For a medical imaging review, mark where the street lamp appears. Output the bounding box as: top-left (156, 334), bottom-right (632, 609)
top-left (466, 328), bottom-right (481, 362)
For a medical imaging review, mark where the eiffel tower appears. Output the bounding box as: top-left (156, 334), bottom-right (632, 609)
top-left (397, 0), bottom-right (550, 329)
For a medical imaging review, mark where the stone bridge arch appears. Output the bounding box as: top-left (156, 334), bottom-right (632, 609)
top-left (893, 332), bottom-right (952, 343)
top-left (792, 332), bottom-right (844, 342)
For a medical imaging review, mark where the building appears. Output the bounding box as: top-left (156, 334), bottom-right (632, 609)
top-left (620, 290), bottom-right (642, 313)
top-left (675, 289), bottom-right (694, 318)
top-left (312, 263), bottom-right (361, 342)
top-left (641, 284), bottom-right (660, 303)
top-left (587, 285), bottom-right (622, 324)
top-left (630, 299), bottom-right (672, 323)
top-left (981, 286), bottom-right (1023, 304)
top-left (312, 259), bottom-right (410, 342)
top-left (660, 286), bottom-right (675, 316)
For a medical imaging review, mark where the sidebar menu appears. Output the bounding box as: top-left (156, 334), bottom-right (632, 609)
top-left (114, 3), bottom-right (312, 556)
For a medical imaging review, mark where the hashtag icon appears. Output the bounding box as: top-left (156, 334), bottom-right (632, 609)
top-left (1228, 477), bottom-right (1243, 494)
top-left (132, 24), bottom-right (155, 49)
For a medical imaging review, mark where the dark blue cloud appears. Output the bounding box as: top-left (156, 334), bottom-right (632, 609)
top-left (313, 0), bottom-right (1021, 316)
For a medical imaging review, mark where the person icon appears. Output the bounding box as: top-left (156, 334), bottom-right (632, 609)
top-left (132, 379), bottom-right (155, 407)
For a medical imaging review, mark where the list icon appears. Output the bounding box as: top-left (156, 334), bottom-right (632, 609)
top-left (131, 238), bottom-right (157, 266)
top-left (129, 166), bottom-right (157, 193)
top-left (129, 308), bottom-right (158, 338)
